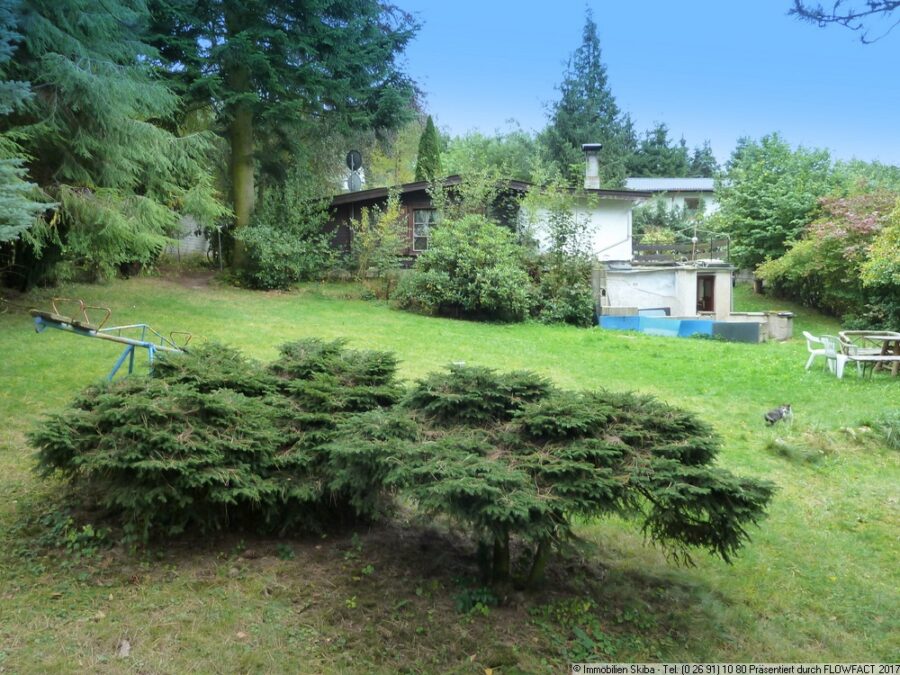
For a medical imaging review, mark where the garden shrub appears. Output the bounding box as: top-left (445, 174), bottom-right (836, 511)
top-left (533, 260), bottom-right (596, 327)
top-left (520, 180), bottom-right (598, 327)
top-left (32, 342), bottom-right (773, 588)
top-left (30, 339), bottom-right (403, 541)
top-left (237, 172), bottom-right (336, 290)
top-left (757, 190), bottom-right (900, 328)
top-left (392, 215), bottom-right (534, 322)
top-left (329, 365), bottom-right (775, 588)
top-left (348, 189), bottom-right (407, 299)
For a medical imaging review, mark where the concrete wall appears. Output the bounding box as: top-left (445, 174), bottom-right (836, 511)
top-left (713, 270), bottom-right (732, 320)
top-left (526, 198), bottom-right (635, 262)
top-left (604, 267), bottom-right (695, 316)
top-left (165, 216), bottom-right (208, 258)
top-left (602, 266), bottom-right (732, 319)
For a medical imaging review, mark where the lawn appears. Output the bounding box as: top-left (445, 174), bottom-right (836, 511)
top-left (1, 274), bottom-right (897, 672)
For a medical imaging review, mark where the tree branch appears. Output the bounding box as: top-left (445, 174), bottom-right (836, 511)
top-left (790, 1), bottom-right (900, 42)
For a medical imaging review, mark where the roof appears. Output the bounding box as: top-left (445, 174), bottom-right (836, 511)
top-left (329, 175), bottom-right (651, 207)
top-left (624, 177), bottom-right (715, 193)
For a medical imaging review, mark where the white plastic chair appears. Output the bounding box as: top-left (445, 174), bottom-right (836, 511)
top-left (821, 335), bottom-right (861, 379)
top-left (803, 331), bottom-right (829, 371)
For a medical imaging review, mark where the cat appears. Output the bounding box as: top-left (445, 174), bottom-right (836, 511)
top-left (764, 403), bottom-right (793, 426)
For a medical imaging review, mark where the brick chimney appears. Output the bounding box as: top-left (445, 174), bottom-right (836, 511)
top-left (582, 143), bottom-right (602, 189)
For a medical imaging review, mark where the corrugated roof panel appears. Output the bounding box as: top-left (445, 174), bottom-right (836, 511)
top-left (624, 177), bottom-right (715, 192)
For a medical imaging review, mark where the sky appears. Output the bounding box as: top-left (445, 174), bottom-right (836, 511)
top-left (395, 0), bottom-right (900, 166)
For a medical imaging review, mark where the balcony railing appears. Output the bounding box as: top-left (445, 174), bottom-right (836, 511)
top-left (633, 236), bottom-right (730, 264)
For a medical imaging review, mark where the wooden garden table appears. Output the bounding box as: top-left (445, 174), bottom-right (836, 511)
top-left (863, 333), bottom-right (900, 376)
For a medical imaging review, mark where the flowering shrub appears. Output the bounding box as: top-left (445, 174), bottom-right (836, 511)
top-left (758, 190), bottom-right (900, 327)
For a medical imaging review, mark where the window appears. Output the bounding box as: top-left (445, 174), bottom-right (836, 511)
top-left (413, 208), bottom-right (436, 251)
top-left (684, 197), bottom-right (701, 212)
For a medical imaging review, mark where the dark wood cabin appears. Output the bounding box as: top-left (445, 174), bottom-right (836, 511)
top-left (326, 175), bottom-right (528, 259)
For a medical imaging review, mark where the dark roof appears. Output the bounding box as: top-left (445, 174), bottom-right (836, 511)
top-left (329, 175), bottom-right (650, 207)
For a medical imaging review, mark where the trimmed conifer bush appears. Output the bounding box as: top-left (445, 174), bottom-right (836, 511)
top-left (31, 340), bottom-right (403, 541)
top-left (32, 342), bottom-right (773, 591)
top-left (330, 365), bottom-right (775, 588)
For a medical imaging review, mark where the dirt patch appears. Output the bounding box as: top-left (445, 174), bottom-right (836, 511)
top-left (165, 269), bottom-right (218, 290)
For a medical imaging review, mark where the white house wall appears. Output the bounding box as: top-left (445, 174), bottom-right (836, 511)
top-left (605, 268), bottom-right (695, 316)
top-left (604, 267), bottom-right (732, 319)
top-left (525, 199), bottom-right (634, 262)
top-left (656, 192), bottom-right (719, 216)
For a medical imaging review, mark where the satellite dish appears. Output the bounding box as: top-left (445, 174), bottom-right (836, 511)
top-left (348, 171), bottom-right (362, 191)
top-left (346, 150), bottom-right (362, 172)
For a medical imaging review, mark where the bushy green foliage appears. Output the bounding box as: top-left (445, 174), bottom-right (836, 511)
top-left (349, 189), bottom-right (406, 298)
top-left (628, 123), bottom-right (690, 178)
top-left (238, 169), bottom-right (335, 289)
top-left (331, 365), bottom-right (774, 588)
top-left (31, 341), bottom-right (772, 587)
top-left (712, 133), bottom-right (834, 269)
top-left (148, 0), bottom-right (418, 269)
top-left (757, 190), bottom-right (900, 328)
top-left (522, 181), bottom-right (597, 326)
top-left (0, 0), bottom-right (45, 244)
top-left (540, 9), bottom-right (635, 187)
top-left (393, 215), bottom-right (534, 322)
top-left (270, 338), bottom-right (404, 414)
top-left (30, 340), bottom-right (402, 541)
top-left (31, 377), bottom-right (292, 540)
top-left (3, 0), bottom-right (226, 283)
top-left (443, 125), bottom-right (541, 182)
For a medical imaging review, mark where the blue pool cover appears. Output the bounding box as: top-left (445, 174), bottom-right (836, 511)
top-left (598, 316), bottom-right (760, 343)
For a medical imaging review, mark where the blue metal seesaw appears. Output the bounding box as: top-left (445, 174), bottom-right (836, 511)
top-left (30, 298), bottom-right (192, 380)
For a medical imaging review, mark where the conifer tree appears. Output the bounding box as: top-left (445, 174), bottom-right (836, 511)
top-left (414, 115), bottom-right (442, 182)
top-left (2, 0), bottom-right (226, 284)
top-left (0, 0), bottom-right (44, 243)
top-left (627, 123), bottom-right (690, 177)
top-left (541, 10), bottom-right (636, 187)
top-left (689, 140), bottom-right (720, 177)
top-left (148, 0), bottom-right (418, 268)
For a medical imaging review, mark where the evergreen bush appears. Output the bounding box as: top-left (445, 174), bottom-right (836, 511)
top-left (237, 171), bottom-right (335, 290)
top-left (31, 340), bottom-right (403, 541)
top-left (331, 365), bottom-right (774, 588)
top-left (32, 342), bottom-right (773, 591)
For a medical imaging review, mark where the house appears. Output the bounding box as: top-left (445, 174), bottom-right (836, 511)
top-left (325, 167), bottom-right (649, 263)
top-left (326, 146), bottom-right (740, 324)
top-left (624, 177), bottom-right (719, 216)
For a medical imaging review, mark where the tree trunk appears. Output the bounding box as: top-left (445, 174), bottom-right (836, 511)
top-left (525, 539), bottom-right (551, 589)
top-left (492, 533), bottom-right (510, 584)
top-left (227, 86), bottom-right (254, 270)
top-left (225, 6), bottom-right (255, 270)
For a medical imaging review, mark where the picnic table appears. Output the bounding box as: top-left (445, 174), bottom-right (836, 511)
top-left (839, 330), bottom-right (900, 377)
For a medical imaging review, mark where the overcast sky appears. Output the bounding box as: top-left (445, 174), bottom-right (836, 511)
top-left (396, 0), bottom-right (900, 165)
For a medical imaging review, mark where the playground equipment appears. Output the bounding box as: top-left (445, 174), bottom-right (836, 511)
top-left (30, 298), bottom-right (191, 380)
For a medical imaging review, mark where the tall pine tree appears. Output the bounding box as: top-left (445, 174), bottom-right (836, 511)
top-left (2, 0), bottom-right (225, 284)
top-left (689, 140), bottom-right (719, 177)
top-left (541, 10), bottom-right (636, 187)
top-left (148, 0), bottom-right (419, 268)
top-left (414, 115), bottom-right (442, 182)
top-left (0, 0), bottom-right (44, 244)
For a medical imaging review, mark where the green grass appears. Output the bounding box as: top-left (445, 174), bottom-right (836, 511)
top-left (1, 276), bottom-right (898, 672)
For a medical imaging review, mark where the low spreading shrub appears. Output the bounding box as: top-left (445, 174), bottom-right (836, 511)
top-left (32, 344), bottom-right (774, 589)
top-left (30, 340), bottom-right (402, 541)
top-left (328, 365), bottom-right (775, 588)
